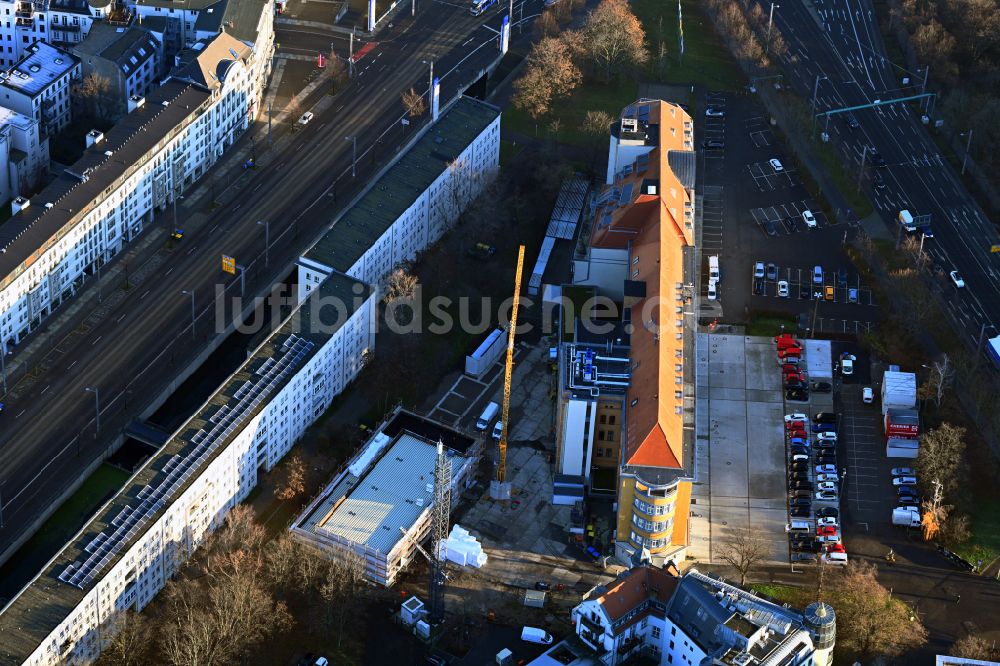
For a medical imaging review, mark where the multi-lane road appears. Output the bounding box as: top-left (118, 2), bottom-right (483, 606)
top-left (0, 0), bottom-right (540, 560)
top-left (771, 0), bottom-right (999, 347)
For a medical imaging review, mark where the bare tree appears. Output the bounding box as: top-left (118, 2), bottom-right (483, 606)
top-left (328, 55), bottom-right (348, 93)
top-left (274, 452), bottom-right (307, 501)
top-left (940, 511), bottom-right (971, 547)
top-left (582, 0), bottom-right (648, 80)
top-left (512, 34), bottom-right (583, 118)
top-left (580, 109), bottom-right (614, 174)
top-left (263, 534), bottom-right (302, 595)
top-left (383, 265), bottom-right (419, 305)
top-left (95, 611), bottom-right (150, 666)
top-left (919, 354), bottom-right (955, 408)
top-left (318, 550), bottom-right (367, 647)
top-left (73, 73), bottom-right (112, 120)
top-left (916, 423), bottom-right (967, 498)
top-left (211, 504), bottom-right (265, 556)
top-left (952, 633), bottom-right (998, 660)
top-left (715, 528), bottom-right (767, 587)
top-left (401, 87), bottom-right (427, 118)
top-left (834, 561), bottom-right (928, 659)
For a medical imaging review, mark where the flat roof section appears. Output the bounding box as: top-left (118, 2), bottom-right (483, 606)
top-left (303, 96), bottom-right (501, 275)
top-left (0, 42), bottom-right (79, 97)
top-left (315, 433), bottom-right (440, 553)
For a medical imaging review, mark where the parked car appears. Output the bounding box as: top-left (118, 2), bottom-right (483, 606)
top-left (837, 267), bottom-right (848, 287)
top-left (703, 139), bottom-right (725, 149)
top-left (891, 467), bottom-right (915, 476)
top-left (816, 464), bottom-right (837, 474)
top-left (817, 474), bottom-right (839, 483)
top-left (766, 263), bottom-right (778, 281)
top-left (816, 432), bottom-right (838, 442)
top-left (297, 111), bottom-right (315, 125)
top-left (848, 287), bottom-right (859, 303)
top-left (769, 158), bottom-right (784, 172)
top-left (862, 386), bottom-right (874, 403)
top-left (799, 283), bottom-right (811, 299)
top-left (817, 481), bottom-right (837, 492)
top-left (824, 285), bottom-right (835, 301)
top-left (775, 333), bottom-right (796, 344)
top-left (814, 440), bottom-right (836, 450)
top-left (705, 107), bottom-right (725, 117)
top-left (815, 454), bottom-right (838, 465)
top-left (785, 419), bottom-right (806, 429)
top-left (754, 278), bottom-right (766, 295)
top-left (817, 525), bottom-right (838, 538)
top-left (790, 498), bottom-right (812, 508)
top-left (790, 507), bottom-right (812, 518)
top-left (792, 551), bottom-right (819, 561)
top-left (802, 210), bottom-right (817, 229)
top-left (778, 280), bottom-right (789, 297)
top-left (811, 381), bottom-right (833, 393)
top-left (754, 262), bottom-right (765, 278)
top-left (816, 507), bottom-right (839, 519)
top-left (707, 279), bottom-right (718, 301)
top-left (893, 476), bottom-right (918, 486)
top-left (812, 422), bottom-right (837, 433)
top-left (814, 412), bottom-right (837, 423)
top-left (786, 389), bottom-right (809, 401)
top-left (790, 454), bottom-right (810, 463)
top-left (813, 265), bottom-right (824, 284)
top-left (815, 490), bottom-right (838, 501)
top-left (784, 413), bottom-right (808, 422)
top-left (840, 353), bottom-right (856, 376)
top-left (817, 517), bottom-right (838, 527)
top-left (791, 481), bottom-right (814, 490)
top-left (950, 270), bottom-right (965, 288)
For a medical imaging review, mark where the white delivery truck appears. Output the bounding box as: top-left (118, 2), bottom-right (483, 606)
top-left (521, 626), bottom-right (554, 644)
top-left (476, 402), bottom-right (500, 431)
top-left (892, 507), bottom-right (920, 527)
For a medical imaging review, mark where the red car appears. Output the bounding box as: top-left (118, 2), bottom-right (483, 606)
top-left (826, 543), bottom-right (846, 553)
top-left (785, 420), bottom-right (806, 430)
top-left (817, 525), bottom-right (838, 537)
top-left (774, 333), bottom-right (796, 344)
top-left (787, 429), bottom-right (807, 440)
top-left (778, 346), bottom-right (803, 358)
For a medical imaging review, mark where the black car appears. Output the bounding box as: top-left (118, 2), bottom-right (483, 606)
top-left (873, 170), bottom-right (886, 190)
top-left (814, 412), bottom-right (838, 423)
top-left (812, 422), bottom-right (837, 433)
top-left (790, 507), bottom-right (811, 518)
top-left (873, 154), bottom-right (887, 168)
top-left (814, 440), bottom-right (836, 449)
top-left (799, 284), bottom-right (811, 299)
top-left (792, 541), bottom-right (822, 553)
top-left (786, 389), bottom-right (809, 401)
top-left (845, 112), bottom-right (860, 129)
top-left (754, 278), bottom-right (765, 295)
top-left (790, 490), bottom-right (813, 499)
top-left (791, 481), bottom-right (815, 491)
top-left (534, 581), bottom-right (551, 591)
top-left (810, 381), bottom-right (832, 393)
top-left (837, 268), bottom-right (848, 287)
top-left (790, 445), bottom-right (809, 455)
top-left (816, 507), bottom-right (839, 519)
top-left (785, 380), bottom-right (807, 390)
top-left (703, 139), bottom-right (725, 149)
top-left (816, 453), bottom-right (837, 464)
top-left (766, 263), bottom-right (778, 281)
top-left (790, 498), bottom-right (812, 508)
top-left (792, 551), bottom-right (818, 562)
top-left (764, 219), bottom-right (780, 236)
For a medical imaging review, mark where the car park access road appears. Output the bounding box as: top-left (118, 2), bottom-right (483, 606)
top-left (0, 0), bottom-right (542, 559)
top-left (771, 0), bottom-right (999, 353)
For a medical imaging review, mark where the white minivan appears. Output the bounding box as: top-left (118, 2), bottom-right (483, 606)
top-left (708, 255), bottom-right (720, 283)
top-left (476, 402), bottom-right (499, 431)
top-left (492, 420), bottom-right (504, 441)
top-left (521, 626), bottom-right (554, 645)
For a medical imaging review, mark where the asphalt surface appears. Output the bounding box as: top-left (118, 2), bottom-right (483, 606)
top-left (770, 0), bottom-right (999, 349)
top-left (0, 0), bottom-right (543, 558)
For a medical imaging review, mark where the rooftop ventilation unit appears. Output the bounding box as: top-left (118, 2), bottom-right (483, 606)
top-left (621, 117), bottom-right (639, 134)
top-left (86, 129), bottom-right (104, 147)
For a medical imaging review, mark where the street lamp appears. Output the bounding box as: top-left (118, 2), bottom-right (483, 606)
top-left (181, 290), bottom-right (196, 340)
top-left (766, 3), bottom-right (780, 55)
top-left (257, 220), bottom-right (270, 268)
top-left (84, 386), bottom-right (100, 434)
top-left (960, 130), bottom-right (973, 176)
top-left (810, 75), bottom-right (827, 115)
top-left (345, 136), bottom-right (357, 177)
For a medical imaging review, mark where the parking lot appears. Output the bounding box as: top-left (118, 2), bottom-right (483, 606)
top-left (748, 262), bottom-right (876, 305)
top-left (750, 201), bottom-right (830, 236)
top-left (746, 159), bottom-right (804, 191)
top-left (690, 333), bottom-right (791, 565)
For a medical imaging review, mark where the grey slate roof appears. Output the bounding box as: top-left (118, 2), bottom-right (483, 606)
top-left (0, 80), bottom-right (210, 286)
top-left (73, 24), bottom-right (160, 70)
top-left (0, 41), bottom-right (79, 97)
top-left (0, 272), bottom-right (370, 665)
top-left (303, 96), bottom-right (501, 274)
top-left (667, 150), bottom-right (696, 190)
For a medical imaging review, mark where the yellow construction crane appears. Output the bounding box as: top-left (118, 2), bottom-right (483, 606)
top-left (491, 245), bottom-right (524, 499)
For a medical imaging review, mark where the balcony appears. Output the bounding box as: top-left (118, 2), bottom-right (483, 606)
top-left (579, 613), bottom-right (605, 637)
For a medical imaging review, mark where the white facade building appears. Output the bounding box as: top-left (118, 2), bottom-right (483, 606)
top-left (0, 41), bottom-right (80, 136)
top-left (0, 105), bottom-right (47, 205)
top-left (297, 96), bottom-right (502, 302)
top-left (0, 27), bottom-right (271, 356)
top-left (0, 271), bottom-right (375, 666)
top-left (553, 566), bottom-right (835, 666)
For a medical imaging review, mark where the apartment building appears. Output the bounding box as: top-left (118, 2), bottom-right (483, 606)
top-left (0, 105), bottom-right (47, 204)
top-left (554, 565), bottom-right (836, 666)
top-left (297, 95), bottom-right (502, 301)
top-left (0, 270), bottom-right (375, 666)
top-left (290, 408), bottom-right (482, 586)
top-left (72, 22), bottom-right (162, 118)
top-left (0, 41), bottom-right (80, 136)
top-left (0, 29), bottom-right (270, 356)
top-left (556, 562), bottom-right (836, 666)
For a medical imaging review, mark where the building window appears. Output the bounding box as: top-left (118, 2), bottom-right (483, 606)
top-left (599, 414), bottom-right (607, 424)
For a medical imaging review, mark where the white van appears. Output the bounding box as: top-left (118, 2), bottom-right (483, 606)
top-left (492, 420), bottom-right (504, 441)
top-left (821, 552), bottom-right (848, 565)
top-left (708, 255), bottom-right (720, 282)
top-left (785, 520), bottom-right (812, 533)
top-left (521, 626), bottom-right (554, 645)
top-left (476, 402), bottom-right (500, 431)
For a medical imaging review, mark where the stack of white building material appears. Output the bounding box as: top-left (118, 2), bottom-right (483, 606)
top-left (440, 525), bottom-right (488, 568)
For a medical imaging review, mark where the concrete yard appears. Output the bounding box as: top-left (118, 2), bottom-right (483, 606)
top-left (690, 332), bottom-right (791, 565)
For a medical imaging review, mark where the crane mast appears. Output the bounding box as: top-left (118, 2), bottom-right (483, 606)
top-left (490, 244), bottom-right (524, 501)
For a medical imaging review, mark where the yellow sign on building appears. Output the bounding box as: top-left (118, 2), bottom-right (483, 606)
top-left (222, 255), bottom-right (236, 274)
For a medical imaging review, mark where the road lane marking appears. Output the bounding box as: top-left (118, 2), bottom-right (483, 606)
top-left (117, 314), bottom-right (127, 323)
top-left (68, 360), bottom-right (77, 369)
top-left (141, 290), bottom-right (150, 299)
top-left (92, 335), bottom-right (102, 346)
top-left (41, 385), bottom-right (49, 395)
